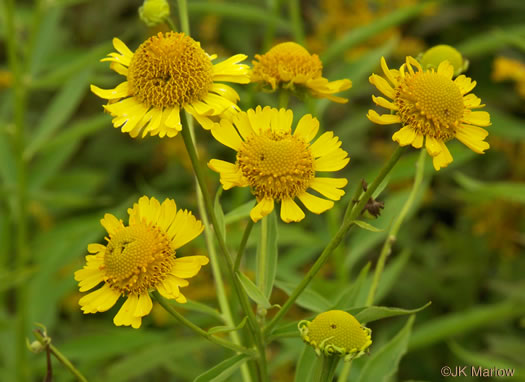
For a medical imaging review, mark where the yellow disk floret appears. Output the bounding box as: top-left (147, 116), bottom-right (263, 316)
top-left (104, 224), bottom-right (174, 295)
top-left (299, 310), bottom-right (372, 361)
top-left (237, 130), bottom-right (314, 201)
top-left (127, 32), bottom-right (213, 108)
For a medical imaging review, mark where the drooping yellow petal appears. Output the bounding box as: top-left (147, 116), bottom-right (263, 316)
top-left (208, 159), bottom-right (246, 189)
top-left (79, 284), bottom-right (120, 314)
top-left (75, 267), bottom-right (105, 292)
top-left (211, 119), bottom-right (243, 151)
top-left (456, 129), bottom-right (490, 154)
top-left (392, 126), bottom-right (417, 146)
top-left (380, 56), bottom-right (398, 87)
top-left (425, 136), bottom-right (442, 157)
top-left (367, 109), bottom-right (401, 125)
top-left (112, 37), bottom-right (134, 59)
top-left (280, 198), bottom-right (305, 223)
top-left (309, 177), bottom-right (347, 201)
top-left (113, 294), bottom-right (141, 328)
top-left (172, 256), bottom-right (209, 278)
top-left (432, 141), bottom-right (453, 171)
top-left (372, 95), bottom-right (398, 110)
top-left (90, 82), bottom-right (129, 100)
top-left (250, 198), bottom-right (274, 222)
top-left (297, 192), bottom-right (334, 215)
top-left (135, 293), bottom-right (153, 317)
top-left (412, 133), bottom-right (424, 149)
top-left (369, 74), bottom-right (396, 99)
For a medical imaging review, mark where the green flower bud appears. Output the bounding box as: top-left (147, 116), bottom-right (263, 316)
top-left (420, 45), bottom-right (468, 76)
top-left (139, 0), bottom-right (170, 27)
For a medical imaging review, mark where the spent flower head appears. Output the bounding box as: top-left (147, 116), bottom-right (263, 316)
top-left (208, 106), bottom-right (349, 223)
top-left (368, 56), bottom-right (491, 171)
top-left (74, 196), bottom-right (208, 328)
top-left (251, 42), bottom-right (352, 103)
top-left (299, 310), bottom-right (372, 361)
top-left (91, 32), bottom-right (250, 138)
top-left (138, 0), bottom-right (170, 27)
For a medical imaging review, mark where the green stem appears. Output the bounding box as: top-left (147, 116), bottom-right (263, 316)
top-left (263, 0), bottom-right (279, 51)
top-left (256, 215), bottom-right (269, 315)
top-left (5, 0), bottom-right (30, 380)
top-left (164, 16), bottom-right (178, 32)
top-left (235, 220), bottom-right (255, 272)
top-left (278, 90), bottom-right (290, 109)
top-left (316, 355), bottom-right (340, 382)
top-left (365, 148), bottom-right (426, 306)
top-left (153, 292), bottom-right (255, 356)
top-left (33, 331), bottom-right (88, 382)
top-left (264, 146), bottom-right (405, 336)
top-left (177, 0), bottom-right (190, 35)
top-left (180, 114), bottom-right (268, 381)
top-left (337, 361), bottom-right (352, 382)
top-left (289, 0), bottom-right (304, 44)
top-left (343, 182), bottom-right (364, 223)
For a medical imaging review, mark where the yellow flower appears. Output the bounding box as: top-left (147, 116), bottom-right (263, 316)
top-left (208, 106), bottom-right (349, 223)
top-left (91, 32), bottom-right (250, 138)
top-left (138, 0), bottom-right (170, 27)
top-left (299, 310), bottom-right (372, 361)
top-left (368, 56), bottom-right (491, 171)
top-left (251, 42), bottom-right (352, 103)
top-left (492, 56), bottom-right (525, 99)
top-left (74, 196), bottom-right (208, 328)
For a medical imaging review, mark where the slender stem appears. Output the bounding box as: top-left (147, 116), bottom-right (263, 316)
top-left (263, 0), bottom-right (279, 51)
top-left (337, 361), bottom-right (352, 382)
top-left (256, 215), bottom-right (269, 315)
top-left (177, 0), bottom-right (190, 35)
top-left (278, 90), bottom-right (289, 109)
top-left (316, 355), bottom-right (340, 382)
top-left (180, 115), bottom-right (268, 381)
top-left (366, 149), bottom-right (426, 306)
top-left (33, 331), bottom-right (88, 382)
top-left (289, 0), bottom-right (304, 44)
top-left (5, 0), bottom-right (30, 380)
top-left (264, 146), bottom-right (405, 336)
top-left (164, 16), bottom-right (177, 32)
top-left (153, 292), bottom-right (255, 356)
top-left (343, 183), bottom-right (364, 223)
top-left (235, 220), bottom-right (255, 272)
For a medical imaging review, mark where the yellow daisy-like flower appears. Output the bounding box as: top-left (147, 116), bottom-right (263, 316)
top-left (299, 310), bottom-right (372, 361)
top-left (74, 196), bottom-right (208, 328)
top-left (91, 32), bottom-right (250, 138)
top-left (251, 42), bottom-right (352, 103)
top-left (208, 106), bottom-right (349, 223)
top-left (368, 56), bottom-right (491, 171)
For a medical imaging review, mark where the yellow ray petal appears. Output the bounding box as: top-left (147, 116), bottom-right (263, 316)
top-left (369, 74), bottom-right (395, 99)
top-left (168, 210), bottom-right (204, 249)
top-left (372, 95), bottom-right (398, 111)
top-left (309, 177), bottom-right (347, 201)
top-left (294, 114), bottom-right (319, 143)
top-left (100, 213), bottom-right (123, 235)
top-left (172, 256), bottom-right (209, 278)
top-left (314, 149), bottom-right (350, 172)
top-left (250, 198), bottom-right (274, 222)
top-left (134, 293), bottom-right (153, 317)
top-left (462, 111), bottom-right (491, 127)
top-left (113, 294), bottom-right (141, 328)
top-left (454, 75), bottom-right (476, 95)
top-left (211, 119), bottom-right (243, 151)
top-left (208, 159), bottom-right (246, 189)
top-left (432, 141), bottom-right (453, 171)
top-left (392, 126), bottom-right (417, 146)
top-left (412, 133), bottom-right (424, 149)
top-left (437, 60), bottom-right (454, 79)
top-left (310, 131), bottom-right (341, 158)
top-left (380, 56), bottom-right (398, 87)
top-left (112, 37), bottom-right (134, 59)
top-left (79, 284), bottom-right (120, 313)
top-left (425, 136), bottom-right (442, 157)
top-left (90, 82), bottom-right (129, 100)
top-left (280, 198), bottom-right (305, 223)
top-left (456, 129), bottom-right (490, 154)
top-left (367, 109), bottom-right (401, 125)
top-left (211, 83), bottom-right (240, 103)
top-left (75, 268), bottom-right (105, 292)
top-left (297, 192), bottom-right (334, 214)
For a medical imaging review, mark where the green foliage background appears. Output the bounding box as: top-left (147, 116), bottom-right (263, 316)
top-left (1, 0), bottom-right (524, 381)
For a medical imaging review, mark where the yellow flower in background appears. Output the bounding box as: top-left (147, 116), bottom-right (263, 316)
top-left (299, 310), bottom-right (372, 361)
top-left (492, 56), bottom-right (525, 99)
top-left (368, 56), bottom-right (491, 171)
top-left (91, 32), bottom-right (250, 138)
top-left (251, 42), bottom-right (352, 103)
top-left (138, 0), bottom-right (170, 27)
top-left (208, 106), bottom-right (349, 223)
top-left (74, 196), bottom-right (208, 328)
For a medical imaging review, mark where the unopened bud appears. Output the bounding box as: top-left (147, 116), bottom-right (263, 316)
top-left (138, 0), bottom-right (170, 27)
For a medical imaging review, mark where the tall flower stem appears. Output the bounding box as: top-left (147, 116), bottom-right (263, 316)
top-left (180, 115), bottom-right (268, 381)
top-left (32, 330), bottom-right (88, 382)
top-left (177, 0), bottom-right (190, 35)
top-left (264, 146), bottom-right (405, 336)
top-left (235, 220), bottom-right (255, 272)
top-left (5, 0), bottom-right (29, 380)
top-left (337, 361), bottom-right (352, 382)
top-left (256, 215), bottom-right (269, 317)
top-left (316, 355), bottom-right (340, 382)
top-left (366, 148), bottom-right (426, 306)
top-left (289, 0), bottom-right (305, 45)
top-left (153, 292), bottom-right (256, 356)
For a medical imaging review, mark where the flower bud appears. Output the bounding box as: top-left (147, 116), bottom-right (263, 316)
top-left (420, 44), bottom-right (468, 76)
top-left (138, 0), bottom-right (170, 27)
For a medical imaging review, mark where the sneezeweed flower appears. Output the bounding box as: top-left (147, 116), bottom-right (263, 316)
top-left (138, 0), bottom-right (170, 27)
top-left (74, 196), bottom-right (208, 328)
top-left (208, 106), bottom-right (349, 223)
top-left (368, 56), bottom-right (491, 171)
top-left (251, 42), bottom-right (352, 103)
top-left (492, 56), bottom-right (525, 99)
top-left (420, 44), bottom-right (468, 76)
top-left (91, 32), bottom-right (250, 138)
top-left (299, 310), bottom-right (372, 361)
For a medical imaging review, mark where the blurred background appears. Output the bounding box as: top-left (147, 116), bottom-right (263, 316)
top-left (1, 0), bottom-right (524, 380)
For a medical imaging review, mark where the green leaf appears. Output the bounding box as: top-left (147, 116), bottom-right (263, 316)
top-left (268, 320), bottom-right (302, 341)
top-left (357, 315), bottom-right (415, 382)
top-left (354, 220), bottom-right (384, 233)
top-left (237, 272), bottom-right (272, 309)
top-left (0, 266), bottom-right (37, 293)
top-left (275, 280), bottom-right (332, 313)
top-left (174, 299), bottom-right (224, 322)
top-left (224, 199), bottom-right (255, 225)
top-left (188, 2), bottom-right (289, 31)
top-left (321, 3), bottom-right (429, 64)
top-left (409, 301), bottom-right (525, 351)
top-left (193, 353), bottom-right (252, 382)
top-left (355, 302), bottom-right (431, 324)
top-left (208, 316), bottom-right (248, 335)
top-left (0, 128), bottom-right (16, 188)
top-left (454, 172), bottom-right (525, 204)
top-left (487, 109), bottom-right (525, 141)
top-left (294, 345), bottom-right (317, 382)
top-left (25, 68), bottom-right (92, 159)
top-left (457, 25), bottom-right (525, 58)
top-left (214, 186), bottom-right (226, 241)
top-left (256, 211), bottom-right (279, 299)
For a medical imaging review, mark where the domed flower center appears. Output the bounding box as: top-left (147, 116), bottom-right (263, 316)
top-left (308, 310), bottom-right (370, 352)
top-left (253, 42), bottom-right (323, 83)
top-left (127, 32), bottom-right (213, 108)
top-left (103, 224), bottom-right (174, 295)
top-left (237, 131), bottom-right (314, 200)
top-left (395, 71), bottom-right (464, 141)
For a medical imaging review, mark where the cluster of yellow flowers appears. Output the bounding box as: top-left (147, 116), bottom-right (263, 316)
top-left (76, 31), bottom-right (491, 328)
